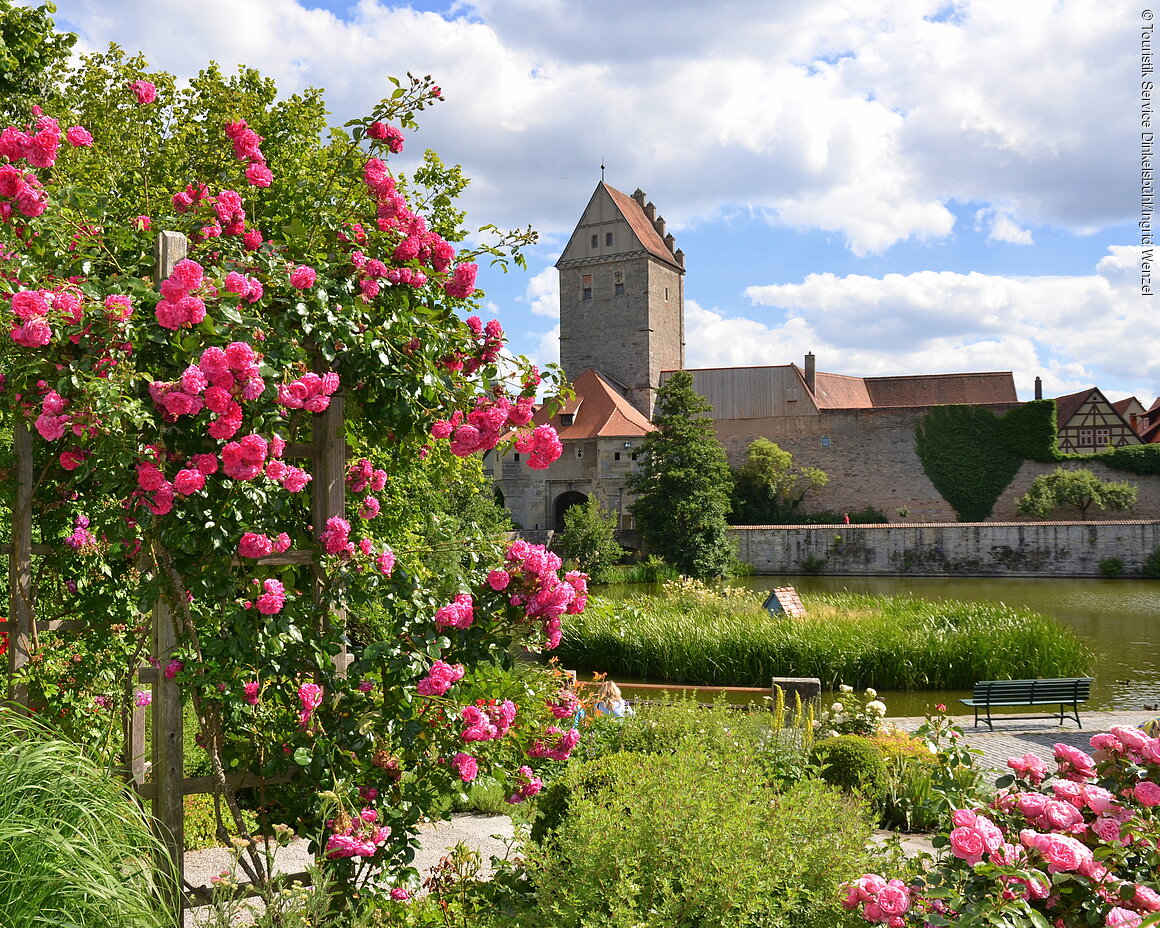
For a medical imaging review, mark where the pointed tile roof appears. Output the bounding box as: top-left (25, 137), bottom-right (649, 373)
top-left (531, 369), bottom-right (655, 439)
top-left (601, 183), bottom-right (684, 271)
top-left (1054, 387), bottom-right (1098, 425)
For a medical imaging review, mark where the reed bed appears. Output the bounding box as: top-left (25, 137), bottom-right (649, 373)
top-left (557, 582), bottom-right (1094, 690)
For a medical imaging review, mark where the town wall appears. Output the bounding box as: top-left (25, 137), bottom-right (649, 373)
top-left (713, 407), bottom-right (1160, 521)
top-left (731, 521), bottom-right (1160, 577)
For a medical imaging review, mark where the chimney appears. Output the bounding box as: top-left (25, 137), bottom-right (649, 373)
top-left (674, 248), bottom-right (685, 268)
top-left (644, 201), bottom-right (656, 221)
top-left (1034, 376), bottom-right (1042, 400)
top-left (632, 188), bottom-right (646, 207)
top-left (805, 352), bottom-right (816, 394)
top-left (654, 216), bottom-right (666, 238)
top-left (664, 232), bottom-right (675, 252)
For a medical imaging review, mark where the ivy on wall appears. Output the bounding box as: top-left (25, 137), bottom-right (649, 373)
top-left (915, 406), bottom-right (1025, 521)
top-left (1073, 444), bottom-right (1160, 475)
top-left (996, 400), bottom-right (1058, 461)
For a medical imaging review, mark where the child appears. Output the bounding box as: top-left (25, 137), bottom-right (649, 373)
top-left (594, 680), bottom-right (634, 719)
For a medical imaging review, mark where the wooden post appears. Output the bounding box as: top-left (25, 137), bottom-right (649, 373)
top-left (311, 392), bottom-right (348, 671)
top-left (151, 599), bottom-right (183, 921)
top-left (151, 231), bottom-right (187, 923)
top-left (7, 416), bottom-right (34, 708)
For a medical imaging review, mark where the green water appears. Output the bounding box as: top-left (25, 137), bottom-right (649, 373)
top-left (599, 576), bottom-right (1160, 716)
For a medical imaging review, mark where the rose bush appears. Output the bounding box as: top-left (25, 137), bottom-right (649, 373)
top-left (843, 725), bottom-right (1160, 927)
top-left (1, 38), bottom-right (578, 904)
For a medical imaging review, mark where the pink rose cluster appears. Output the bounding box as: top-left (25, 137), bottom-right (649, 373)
top-left (526, 725), bottom-right (580, 762)
top-left (276, 371), bottom-right (340, 413)
top-left (357, 157), bottom-right (476, 297)
top-left (254, 578), bottom-right (287, 615)
top-left (366, 120), bottom-right (405, 153)
top-left (225, 119), bottom-right (273, 188)
top-left (505, 765), bottom-right (544, 804)
top-left (63, 514), bottom-right (96, 551)
top-left (154, 258), bottom-right (208, 330)
top-left (434, 593), bottom-right (474, 631)
top-left (0, 115), bottom-right (62, 219)
top-left (325, 807), bottom-right (390, 859)
top-left (546, 689), bottom-right (580, 720)
top-left (496, 540), bottom-right (588, 649)
top-left (452, 751), bottom-right (478, 782)
top-left (513, 424), bottom-right (564, 470)
top-left (458, 314), bottom-right (502, 371)
top-left (298, 682), bottom-right (323, 729)
top-left (223, 269), bottom-right (263, 302)
top-left (415, 659), bottom-right (465, 696)
top-left (317, 517), bottom-right (394, 575)
top-left (346, 458), bottom-right (388, 494)
top-left (289, 265), bottom-right (316, 289)
top-left (429, 392), bottom-right (538, 461)
top-left (238, 531), bottom-right (292, 559)
top-left (841, 875), bottom-right (914, 926)
top-left (129, 80), bottom-right (157, 105)
top-left (149, 342), bottom-right (266, 441)
top-left (10, 288), bottom-right (69, 348)
top-left (460, 699), bottom-right (517, 743)
top-left (848, 723), bottom-right (1160, 927)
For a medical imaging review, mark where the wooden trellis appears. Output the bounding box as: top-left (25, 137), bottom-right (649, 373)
top-left (5, 231), bottom-right (348, 924)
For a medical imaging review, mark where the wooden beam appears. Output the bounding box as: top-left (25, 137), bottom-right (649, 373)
top-left (7, 417), bottom-right (33, 708)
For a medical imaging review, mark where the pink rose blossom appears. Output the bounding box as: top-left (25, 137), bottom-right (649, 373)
top-left (129, 80), bottom-right (157, 104)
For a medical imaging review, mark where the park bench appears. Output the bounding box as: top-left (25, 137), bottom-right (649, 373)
top-left (960, 677), bottom-right (1092, 730)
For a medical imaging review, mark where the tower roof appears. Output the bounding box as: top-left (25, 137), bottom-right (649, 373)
top-left (555, 181), bottom-right (684, 272)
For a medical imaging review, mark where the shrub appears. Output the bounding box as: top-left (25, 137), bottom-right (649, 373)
top-left (557, 495), bottom-right (622, 581)
top-left (526, 748), bottom-right (879, 928)
top-left (1099, 555), bottom-right (1125, 577)
top-left (809, 735), bottom-right (889, 800)
top-left (1144, 546), bottom-right (1160, 578)
top-left (529, 751), bottom-right (638, 845)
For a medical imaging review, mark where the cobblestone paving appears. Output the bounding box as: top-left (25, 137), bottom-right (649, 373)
top-left (891, 710), bottom-right (1159, 777)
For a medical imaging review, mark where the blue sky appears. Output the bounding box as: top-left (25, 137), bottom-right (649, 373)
top-left (48, 0), bottom-right (1153, 402)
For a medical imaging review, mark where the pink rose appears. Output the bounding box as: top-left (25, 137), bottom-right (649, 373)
top-left (948, 826), bottom-right (986, 866)
top-left (129, 80), bottom-right (157, 104)
top-left (1133, 780), bottom-right (1160, 807)
top-left (289, 265), bottom-right (317, 289)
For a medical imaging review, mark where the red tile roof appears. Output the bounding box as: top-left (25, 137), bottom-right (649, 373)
top-left (863, 371), bottom-right (1018, 407)
top-left (808, 370), bottom-right (873, 408)
top-left (602, 183), bottom-right (683, 272)
top-left (1054, 388), bottom-right (1097, 426)
top-left (531, 369), bottom-right (654, 439)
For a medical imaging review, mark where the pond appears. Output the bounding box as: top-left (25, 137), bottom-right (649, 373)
top-left (599, 576), bottom-right (1160, 717)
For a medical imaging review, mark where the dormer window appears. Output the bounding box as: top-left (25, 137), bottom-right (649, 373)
top-left (560, 413), bottom-right (574, 426)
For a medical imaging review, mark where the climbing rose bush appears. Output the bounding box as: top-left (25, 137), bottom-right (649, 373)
top-left (1, 50), bottom-right (572, 901)
top-left (843, 725), bottom-right (1160, 927)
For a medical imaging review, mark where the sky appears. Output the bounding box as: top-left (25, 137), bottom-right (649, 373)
top-left (46, 0), bottom-right (1155, 403)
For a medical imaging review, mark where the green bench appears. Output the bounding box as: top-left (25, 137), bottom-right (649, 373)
top-left (960, 677), bottom-right (1092, 730)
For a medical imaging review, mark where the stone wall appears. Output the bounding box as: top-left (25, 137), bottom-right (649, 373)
top-left (714, 407), bottom-right (1160, 521)
top-left (731, 521), bottom-right (1160, 577)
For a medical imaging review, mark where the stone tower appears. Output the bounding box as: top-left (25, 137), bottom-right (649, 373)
top-left (556, 182), bottom-right (685, 419)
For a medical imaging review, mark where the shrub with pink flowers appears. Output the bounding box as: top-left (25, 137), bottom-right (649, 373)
top-left (0, 41), bottom-right (577, 906)
top-left (843, 725), bottom-right (1160, 927)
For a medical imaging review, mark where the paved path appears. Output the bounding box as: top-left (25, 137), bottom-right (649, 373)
top-left (889, 709), bottom-right (1159, 777)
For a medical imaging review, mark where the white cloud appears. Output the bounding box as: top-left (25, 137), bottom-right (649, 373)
top-left (523, 266), bottom-right (559, 318)
top-left (975, 207), bottom-right (1034, 245)
top-left (49, 0), bottom-right (1135, 254)
top-left (712, 246), bottom-right (1158, 400)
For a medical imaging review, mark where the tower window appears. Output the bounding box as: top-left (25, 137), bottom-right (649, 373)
top-left (614, 452), bottom-right (621, 461)
top-left (605, 232), bottom-right (613, 246)
top-left (590, 234), bottom-right (598, 248)
top-left (664, 287), bottom-right (669, 300)
top-left (614, 269), bottom-right (624, 296)
top-left (582, 274), bottom-right (592, 301)
top-left (615, 282), bottom-right (624, 296)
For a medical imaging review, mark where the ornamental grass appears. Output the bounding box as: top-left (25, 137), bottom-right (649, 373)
top-left (557, 582), bottom-right (1093, 690)
top-left (0, 710), bottom-right (177, 928)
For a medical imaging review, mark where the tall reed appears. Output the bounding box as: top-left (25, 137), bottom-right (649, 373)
top-left (0, 710), bottom-right (177, 927)
top-left (557, 583), bottom-right (1094, 690)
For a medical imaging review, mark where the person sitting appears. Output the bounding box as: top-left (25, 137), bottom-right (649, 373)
top-left (594, 680), bottom-right (634, 719)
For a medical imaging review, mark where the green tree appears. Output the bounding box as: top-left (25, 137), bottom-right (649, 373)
top-left (558, 495), bottom-right (621, 580)
top-left (1016, 467), bottom-right (1138, 520)
top-left (730, 437), bottom-right (828, 524)
top-left (627, 371), bottom-right (734, 578)
top-left (0, 1), bottom-right (75, 119)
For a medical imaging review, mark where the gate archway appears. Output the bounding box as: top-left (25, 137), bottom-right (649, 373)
top-left (553, 491), bottom-right (588, 532)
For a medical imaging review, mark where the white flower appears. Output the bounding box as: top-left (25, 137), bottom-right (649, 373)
top-left (866, 700), bottom-right (887, 717)
top-left (830, 702), bottom-right (844, 714)
top-left (839, 684), bottom-right (854, 694)
top-left (864, 687), bottom-right (877, 698)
